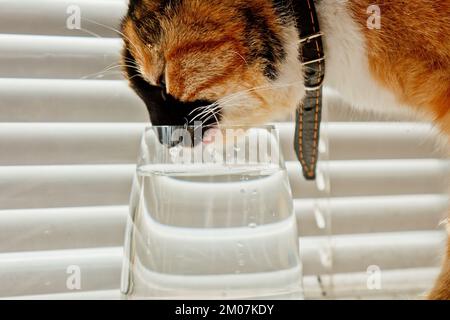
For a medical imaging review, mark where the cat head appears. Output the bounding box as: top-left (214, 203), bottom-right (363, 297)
top-left (121, 0), bottom-right (304, 127)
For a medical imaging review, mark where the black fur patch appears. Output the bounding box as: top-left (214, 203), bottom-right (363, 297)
top-left (127, 0), bottom-right (182, 44)
top-left (239, 6), bottom-right (287, 81)
top-left (127, 0), bottom-right (142, 17)
top-left (136, 14), bottom-right (162, 43)
top-left (158, 0), bottom-right (183, 13)
top-left (272, 0), bottom-right (294, 24)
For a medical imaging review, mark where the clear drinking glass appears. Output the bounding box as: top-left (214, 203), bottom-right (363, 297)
top-left (121, 125), bottom-right (303, 299)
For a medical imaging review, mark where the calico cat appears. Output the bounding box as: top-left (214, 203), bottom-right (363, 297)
top-left (121, 0), bottom-right (450, 299)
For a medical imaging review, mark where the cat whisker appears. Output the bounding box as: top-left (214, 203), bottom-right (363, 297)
top-left (126, 74), bottom-right (144, 81)
top-left (193, 112), bottom-right (219, 131)
top-left (187, 81), bottom-right (303, 125)
top-left (189, 103), bottom-right (219, 123)
top-left (214, 81), bottom-right (302, 107)
top-left (202, 109), bottom-right (221, 127)
top-left (80, 17), bottom-right (144, 60)
top-left (78, 27), bottom-right (102, 38)
top-left (81, 64), bottom-right (140, 80)
top-left (199, 105), bottom-right (221, 120)
top-left (122, 59), bottom-right (142, 72)
top-left (188, 105), bottom-right (211, 116)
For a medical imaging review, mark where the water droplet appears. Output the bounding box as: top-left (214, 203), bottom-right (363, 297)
top-left (319, 138), bottom-right (327, 154)
top-left (316, 168), bottom-right (327, 191)
top-left (252, 189), bottom-right (258, 196)
top-left (319, 247), bottom-right (332, 268)
top-left (237, 242), bottom-right (244, 248)
top-left (314, 206), bottom-right (326, 229)
top-left (234, 146), bottom-right (241, 152)
top-left (238, 260), bottom-right (245, 266)
top-left (248, 222), bottom-right (257, 228)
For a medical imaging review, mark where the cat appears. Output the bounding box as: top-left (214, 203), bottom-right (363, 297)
top-left (121, 0), bottom-right (450, 299)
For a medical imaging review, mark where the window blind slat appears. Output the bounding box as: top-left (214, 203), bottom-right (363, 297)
top-left (296, 195), bottom-right (448, 236)
top-left (278, 122), bottom-right (445, 160)
top-left (0, 161), bottom-right (447, 210)
top-left (2, 290), bottom-right (121, 301)
top-left (0, 79), bottom-right (147, 123)
top-left (0, 123), bottom-right (145, 165)
top-left (0, 206), bottom-right (128, 253)
top-left (303, 267), bottom-right (440, 299)
top-left (288, 160), bottom-right (449, 198)
top-left (0, 247), bottom-right (122, 297)
top-left (0, 165), bottom-right (134, 210)
top-left (300, 231), bottom-right (445, 276)
top-left (0, 0), bottom-right (126, 38)
top-left (0, 35), bottom-right (121, 79)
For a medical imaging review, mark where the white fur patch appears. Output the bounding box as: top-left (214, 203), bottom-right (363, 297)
top-left (270, 22), bottom-right (305, 118)
top-left (315, 0), bottom-right (419, 119)
top-left (219, 21), bottom-right (306, 125)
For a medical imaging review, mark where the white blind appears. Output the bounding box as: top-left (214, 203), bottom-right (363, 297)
top-left (0, 0), bottom-right (448, 300)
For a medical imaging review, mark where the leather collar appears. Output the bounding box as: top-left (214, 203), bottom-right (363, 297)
top-left (292, 0), bottom-right (325, 180)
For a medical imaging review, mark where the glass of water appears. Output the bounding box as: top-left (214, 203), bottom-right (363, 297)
top-left (121, 125), bottom-right (303, 299)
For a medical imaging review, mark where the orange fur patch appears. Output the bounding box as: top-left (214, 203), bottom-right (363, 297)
top-left (348, 0), bottom-right (450, 134)
top-left (349, 0), bottom-right (450, 300)
top-left (165, 37), bottom-right (247, 101)
top-left (428, 235), bottom-right (450, 300)
top-left (122, 18), bottom-right (162, 83)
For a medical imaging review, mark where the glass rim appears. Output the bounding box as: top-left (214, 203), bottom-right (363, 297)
top-left (144, 124), bottom-right (277, 130)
